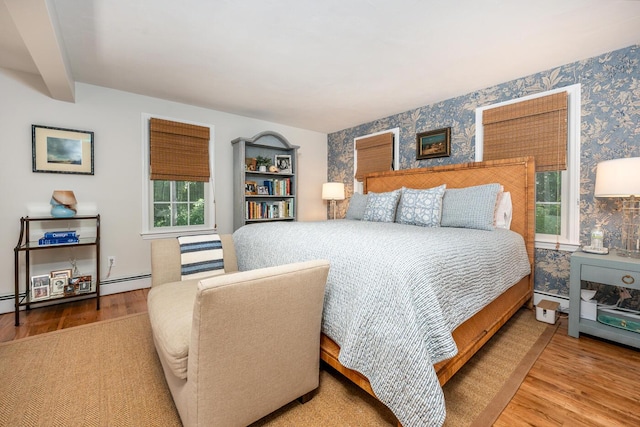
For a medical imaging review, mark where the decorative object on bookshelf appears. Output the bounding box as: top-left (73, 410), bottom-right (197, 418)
top-left (50, 190), bottom-right (77, 218)
top-left (38, 229), bottom-right (79, 245)
top-left (71, 275), bottom-right (93, 293)
top-left (255, 155), bottom-right (273, 172)
top-left (30, 275), bottom-right (50, 301)
top-left (275, 155), bottom-right (292, 173)
top-left (594, 157), bottom-right (640, 258)
top-left (269, 165), bottom-right (279, 173)
top-left (322, 182), bottom-right (345, 220)
top-left (257, 185), bottom-right (269, 195)
top-left (64, 282), bottom-right (76, 296)
top-left (245, 157), bottom-right (257, 171)
top-left (245, 181), bottom-right (257, 195)
top-left (50, 268), bottom-right (72, 296)
top-left (32, 124), bottom-right (94, 175)
top-left (50, 277), bottom-right (67, 295)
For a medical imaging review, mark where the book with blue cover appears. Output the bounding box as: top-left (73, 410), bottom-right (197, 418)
top-left (43, 230), bottom-right (77, 239)
top-left (38, 236), bottom-right (80, 245)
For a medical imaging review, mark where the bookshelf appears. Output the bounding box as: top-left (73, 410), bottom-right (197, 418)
top-left (232, 131), bottom-right (299, 231)
top-left (13, 215), bottom-right (100, 326)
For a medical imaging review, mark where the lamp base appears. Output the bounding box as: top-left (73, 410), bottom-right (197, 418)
top-left (51, 205), bottom-right (76, 218)
top-left (617, 197), bottom-right (640, 258)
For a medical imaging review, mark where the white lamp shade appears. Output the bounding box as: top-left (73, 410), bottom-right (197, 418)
top-left (594, 157), bottom-right (640, 197)
top-left (322, 182), bottom-right (345, 200)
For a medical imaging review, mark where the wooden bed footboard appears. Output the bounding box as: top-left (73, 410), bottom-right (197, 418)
top-left (320, 157), bottom-right (536, 423)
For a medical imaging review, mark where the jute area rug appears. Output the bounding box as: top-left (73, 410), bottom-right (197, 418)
top-left (0, 308), bottom-right (554, 426)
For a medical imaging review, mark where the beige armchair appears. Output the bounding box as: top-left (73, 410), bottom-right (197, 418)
top-left (148, 236), bottom-right (330, 427)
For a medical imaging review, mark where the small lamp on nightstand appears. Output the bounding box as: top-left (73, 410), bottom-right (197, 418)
top-left (594, 157), bottom-right (640, 258)
top-left (322, 182), bottom-right (345, 220)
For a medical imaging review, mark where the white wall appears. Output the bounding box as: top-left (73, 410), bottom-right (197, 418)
top-left (0, 68), bottom-right (328, 313)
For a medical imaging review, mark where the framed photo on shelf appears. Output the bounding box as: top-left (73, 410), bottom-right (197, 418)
top-left (64, 282), bottom-right (76, 296)
top-left (245, 157), bottom-right (257, 171)
top-left (78, 281), bottom-right (92, 293)
top-left (245, 181), bottom-right (257, 195)
top-left (274, 155), bottom-right (292, 173)
top-left (257, 185), bottom-right (269, 195)
top-left (71, 275), bottom-right (93, 293)
top-left (50, 268), bottom-right (72, 296)
top-left (416, 127), bottom-right (451, 160)
top-left (51, 268), bottom-right (72, 278)
top-left (50, 276), bottom-right (67, 296)
top-left (30, 275), bottom-right (51, 301)
top-left (32, 124), bottom-right (94, 175)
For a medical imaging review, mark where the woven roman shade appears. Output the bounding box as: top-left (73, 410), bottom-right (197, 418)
top-left (355, 132), bottom-right (394, 181)
top-left (483, 92), bottom-right (567, 172)
top-left (149, 118), bottom-right (210, 181)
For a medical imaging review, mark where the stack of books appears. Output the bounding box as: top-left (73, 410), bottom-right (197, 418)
top-left (38, 230), bottom-right (79, 246)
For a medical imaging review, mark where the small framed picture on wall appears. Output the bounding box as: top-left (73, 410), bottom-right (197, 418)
top-left (416, 127), bottom-right (451, 160)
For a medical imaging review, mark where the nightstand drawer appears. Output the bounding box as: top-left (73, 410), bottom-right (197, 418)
top-left (582, 264), bottom-right (640, 288)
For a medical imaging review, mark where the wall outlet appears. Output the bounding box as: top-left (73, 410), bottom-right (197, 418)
top-left (108, 256), bottom-right (116, 267)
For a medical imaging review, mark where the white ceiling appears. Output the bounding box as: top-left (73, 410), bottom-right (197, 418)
top-left (2, 0), bottom-right (640, 133)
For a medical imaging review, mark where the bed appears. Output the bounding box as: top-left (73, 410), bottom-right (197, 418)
top-left (232, 157), bottom-right (535, 426)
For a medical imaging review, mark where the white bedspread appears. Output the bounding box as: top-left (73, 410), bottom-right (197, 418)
top-left (233, 220), bottom-right (531, 426)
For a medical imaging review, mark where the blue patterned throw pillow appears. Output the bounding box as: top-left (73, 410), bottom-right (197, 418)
top-left (346, 193), bottom-right (369, 220)
top-left (362, 190), bottom-right (401, 222)
top-left (396, 185), bottom-right (446, 227)
top-left (441, 183), bottom-right (501, 230)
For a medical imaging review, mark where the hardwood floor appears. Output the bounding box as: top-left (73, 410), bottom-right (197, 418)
top-left (1, 294), bottom-right (638, 426)
top-left (0, 289), bottom-right (149, 342)
top-left (496, 315), bottom-right (640, 426)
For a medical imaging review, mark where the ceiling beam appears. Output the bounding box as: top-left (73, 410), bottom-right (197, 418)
top-left (4, 0), bottom-right (75, 102)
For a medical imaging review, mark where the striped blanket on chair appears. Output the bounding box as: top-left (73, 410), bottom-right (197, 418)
top-left (178, 234), bottom-right (225, 280)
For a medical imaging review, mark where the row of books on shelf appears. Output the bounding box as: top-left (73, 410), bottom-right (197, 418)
top-left (245, 178), bottom-right (292, 196)
top-left (245, 200), bottom-right (294, 220)
top-left (38, 230), bottom-right (79, 245)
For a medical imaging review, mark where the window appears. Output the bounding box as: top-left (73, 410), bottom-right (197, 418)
top-left (475, 84), bottom-right (581, 250)
top-left (353, 128), bottom-right (400, 193)
top-left (152, 181), bottom-right (205, 227)
top-left (141, 114), bottom-right (215, 237)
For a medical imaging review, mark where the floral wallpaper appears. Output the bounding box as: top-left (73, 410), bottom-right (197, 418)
top-left (327, 44), bottom-right (640, 300)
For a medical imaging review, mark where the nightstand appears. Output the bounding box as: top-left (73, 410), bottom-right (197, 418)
top-left (569, 250), bottom-right (640, 349)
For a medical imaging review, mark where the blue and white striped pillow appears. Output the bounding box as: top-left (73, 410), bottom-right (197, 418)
top-left (178, 234), bottom-right (225, 280)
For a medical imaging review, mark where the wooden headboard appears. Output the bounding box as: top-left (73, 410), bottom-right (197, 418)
top-left (363, 157), bottom-right (536, 267)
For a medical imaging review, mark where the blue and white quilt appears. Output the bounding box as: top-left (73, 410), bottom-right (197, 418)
top-left (233, 220), bottom-right (531, 426)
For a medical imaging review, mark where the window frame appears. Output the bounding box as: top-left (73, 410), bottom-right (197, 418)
top-left (141, 113), bottom-right (215, 238)
top-left (475, 84), bottom-right (581, 250)
top-left (353, 127), bottom-right (400, 194)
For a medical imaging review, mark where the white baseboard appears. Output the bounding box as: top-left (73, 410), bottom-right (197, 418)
top-left (0, 274), bottom-right (151, 316)
top-left (533, 291), bottom-right (570, 313)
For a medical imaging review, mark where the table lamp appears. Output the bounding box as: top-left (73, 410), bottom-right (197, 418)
top-left (322, 182), bottom-right (345, 220)
top-left (50, 190), bottom-right (77, 218)
top-left (594, 157), bottom-right (640, 257)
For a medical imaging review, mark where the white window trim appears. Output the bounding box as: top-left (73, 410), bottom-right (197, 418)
top-left (475, 84), bottom-right (581, 251)
top-left (140, 113), bottom-right (216, 239)
top-left (353, 127), bottom-right (400, 194)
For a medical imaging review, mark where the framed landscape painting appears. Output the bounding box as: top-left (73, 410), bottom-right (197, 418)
top-left (32, 124), bottom-right (94, 175)
top-left (416, 127), bottom-right (451, 160)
